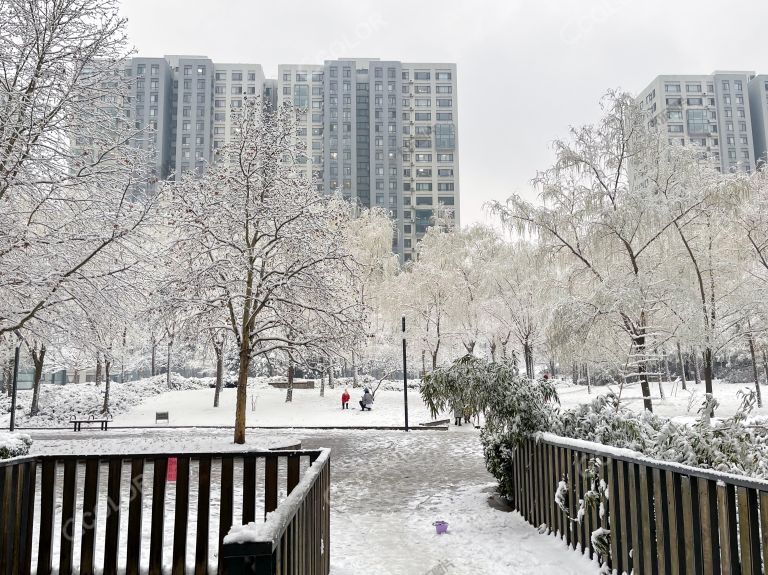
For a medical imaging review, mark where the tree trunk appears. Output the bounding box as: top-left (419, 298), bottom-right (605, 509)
top-left (663, 348), bottom-right (672, 385)
top-left (692, 348), bottom-right (701, 386)
top-left (213, 339), bottom-right (224, 408)
top-left (30, 344), bottom-right (46, 416)
top-left (150, 335), bottom-right (157, 376)
top-left (702, 347), bottom-right (714, 398)
top-left (95, 351), bottom-right (103, 386)
top-left (676, 341), bottom-right (687, 391)
top-left (234, 334), bottom-right (251, 445)
top-left (657, 356), bottom-right (665, 400)
top-left (572, 362), bottom-right (578, 386)
top-left (166, 337), bottom-right (173, 387)
top-left (3, 357), bottom-right (12, 396)
top-left (489, 339), bottom-right (497, 363)
top-left (285, 363), bottom-right (294, 402)
top-left (762, 349), bottom-right (768, 386)
top-left (748, 328), bottom-right (762, 408)
top-left (421, 350), bottom-right (426, 377)
top-left (431, 350), bottom-right (438, 371)
top-left (351, 350), bottom-right (359, 387)
top-left (523, 342), bottom-right (534, 379)
top-left (549, 358), bottom-right (556, 379)
top-left (636, 331), bottom-right (653, 412)
top-left (329, 363), bottom-right (335, 389)
top-left (102, 359), bottom-right (112, 414)
top-left (320, 369), bottom-right (325, 397)
top-left (585, 363), bottom-right (591, 394)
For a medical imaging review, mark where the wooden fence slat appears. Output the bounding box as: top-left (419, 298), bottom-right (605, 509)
top-left (608, 457), bottom-right (621, 574)
top-left (572, 449), bottom-right (582, 553)
top-left (698, 478), bottom-right (720, 575)
top-left (0, 466), bottom-right (8, 575)
top-left (265, 456), bottom-right (279, 517)
top-left (18, 462), bottom-right (36, 575)
top-left (717, 483), bottom-right (739, 575)
top-left (760, 491), bottom-right (768, 575)
top-left (628, 463), bottom-right (642, 574)
top-left (666, 470), bottom-right (683, 575)
top-left (547, 444), bottom-right (556, 536)
top-left (104, 458), bottom-right (122, 575)
top-left (638, 465), bottom-right (655, 575)
top-left (9, 463), bottom-right (23, 575)
top-left (37, 460), bottom-right (57, 575)
top-left (680, 476), bottom-right (697, 574)
top-left (737, 486), bottom-right (761, 575)
top-left (172, 456), bottom-right (191, 575)
top-left (242, 455), bottom-right (257, 525)
top-left (59, 460), bottom-right (77, 575)
top-left (617, 459), bottom-right (632, 572)
top-left (149, 457), bottom-right (168, 575)
top-left (195, 456), bottom-right (211, 575)
top-left (218, 456), bottom-right (234, 575)
top-left (533, 442), bottom-right (541, 529)
top-left (126, 458), bottom-right (144, 575)
top-left (80, 458), bottom-right (100, 575)
top-left (288, 455), bottom-right (301, 495)
top-left (653, 468), bottom-right (669, 575)
top-left (561, 447), bottom-right (571, 546)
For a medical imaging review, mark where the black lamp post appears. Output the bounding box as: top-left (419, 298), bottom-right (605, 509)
top-left (402, 315), bottom-right (409, 432)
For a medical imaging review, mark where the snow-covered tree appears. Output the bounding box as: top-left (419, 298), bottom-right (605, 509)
top-left (168, 98), bottom-right (365, 444)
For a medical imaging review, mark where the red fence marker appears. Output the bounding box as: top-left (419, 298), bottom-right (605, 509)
top-left (167, 457), bottom-right (177, 481)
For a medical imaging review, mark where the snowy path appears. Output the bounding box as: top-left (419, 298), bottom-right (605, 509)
top-left (31, 427), bottom-right (595, 575)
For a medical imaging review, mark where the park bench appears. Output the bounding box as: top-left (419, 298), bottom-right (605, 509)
top-left (419, 419), bottom-right (450, 427)
top-left (70, 413), bottom-right (112, 432)
top-left (155, 411), bottom-right (170, 424)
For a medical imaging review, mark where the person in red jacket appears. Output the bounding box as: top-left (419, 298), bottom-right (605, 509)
top-left (341, 389), bottom-right (350, 409)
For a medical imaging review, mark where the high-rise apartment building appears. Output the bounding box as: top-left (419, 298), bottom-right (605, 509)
top-left (748, 75), bottom-right (768, 167)
top-left (638, 71), bottom-right (768, 173)
top-left (278, 58), bottom-right (459, 262)
top-left (113, 55), bottom-right (459, 263)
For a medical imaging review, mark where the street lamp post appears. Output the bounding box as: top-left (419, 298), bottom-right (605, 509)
top-left (9, 341), bottom-right (20, 432)
top-left (402, 315), bottom-right (409, 432)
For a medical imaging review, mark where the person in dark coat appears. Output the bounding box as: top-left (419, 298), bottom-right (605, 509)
top-left (359, 388), bottom-right (374, 411)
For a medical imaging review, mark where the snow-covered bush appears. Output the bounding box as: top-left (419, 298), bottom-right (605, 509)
top-left (0, 433), bottom-right (32, 459)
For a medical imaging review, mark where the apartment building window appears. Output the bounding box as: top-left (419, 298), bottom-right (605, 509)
top-left (727, 121), bottom-right (734, 131)
top-left (668, 125), bottom-right (684, 133)
top-left (215, 99), bottom-right (225, 108)
top-left (414, 71), bottom-right (430, 80)
top-left (722, 80), bottom-right (730, 91)
top-left (416, 98), bottom-right (431, 107)
top-left (388, 82), bottom-right (395, 92)
top-left (402, 71), bottom-right (409, 80)
top-left (415, 197), bottom-right (432, 206)
top-left (666, 97), bottom-right (682, 106)
top-left (402, 98), bottom-right (410, 107)
top-left (330, 67), bottom-right (337, 78)
top-left (183, 93), bottom-right (192, 103)
top-left (436, 86), bottom-right (452, 94)
top-left (150, 79), bottom-right (158, 90)
top-left (247, 72), bottom-right (257, 81)
top-left (182, 121), bottom-right (191, 132)
top-left (150, 64), bottom-right (159, 76)
top-left (415, 182), bottom-right (433, 191)
top-left (183, 107), bottom-right (191, 117)
top-left (231, 99), bottom-right (242, 108)
top-left (197, 65), bottom-right (206, 75)
top-left (137, 64), bottom-right (145, 75)
top-left (343, 81), bottom-right (350, 92)
top-left (686, 97), bottom-right (702, 106)
top-left (295, 73), bottom-right (307, 82)
top-left (196, 121), bottom-right (204, 131)
top-left (415, 139), bottom-right (431, 148)
top-left (741, 136), bottom-right (748, 145)
top-left (232, 72), bottom-right (242, 81)
top-left (415, 85), bottom-right (431, 94)
top-left (230, 85), bottom-right (242, 95)
top-left (149, 107), bottom-right (157, 117)
top-left (438, 183), bottom-right (454, 191)
top-left (436, 98), bottom-right (452, 107)
top-left (665, 83), bottom-right (681, 93)
top-left (437, 153), bottom-right (453, 162)
top-left (737, 108), bottom-right (745, 118)
top-left (375, 68), bottom-right (383, 78)
top-left (184, 66), bottom-right (192, 76)
top-left (183, 79), bottom-right (191, 90)
top-left (435, 124), bottom-right (455, 149)
top-left (215, 112), bottom-right (225, 121)
top-left (312, 72), bottom-right (323, 82)
top-left (740, 122), bottom-right (747, 131)
top-left (727, 135), bottom-right (736, 145)
top-left (215, 72), bottom-right (226, 80)
top-left (736, 95), bottom-right (744, 105)
top-left (686, 84), bottom-right (701, 93)
top-left (416, 168), bottom-right (432, 177)
top-left (415, 126), bottom-right (431, 136)
top-left (415, 112), bottom-right (431, 121)
top-left (415, 153), bottom-right (432, 162)
top-left (438, 168), bottom-right (454, 177)
top-left (668, 110), bottom-right (682, 120)
top-left (735, 80), bottom-right (742, 91)
top-left (728, 150), bottom-right (737, 160)
top-left (438, 196), bottom-right (455, 206)
top-left (742, 150), bottom-right (750, 160)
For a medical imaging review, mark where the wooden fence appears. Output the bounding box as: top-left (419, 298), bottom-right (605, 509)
top-left (511, 434), bottom-right (768, 575)
top-left (0, 448), bottom-right (330, 575)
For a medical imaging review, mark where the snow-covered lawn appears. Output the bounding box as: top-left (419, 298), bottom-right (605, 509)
top-left (28, 428), bottom-right (595, 575)
top-left (111, 385), bottom-right (442, 428)
top-left (555, 378), bottom-right (768, 421)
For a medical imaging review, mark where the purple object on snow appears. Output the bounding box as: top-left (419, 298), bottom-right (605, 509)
top-left (433, 520), bottom-right (449, 534)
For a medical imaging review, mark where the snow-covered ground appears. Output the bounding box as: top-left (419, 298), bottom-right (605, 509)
top-left (111, 385), bottom-right (441, 428)
top-left (28, 427), bottom-right (595, 575)
top-left (555, 378), bottom-right (768, 421)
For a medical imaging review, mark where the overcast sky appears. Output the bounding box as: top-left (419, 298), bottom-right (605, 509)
top-left (122, 0), bottom-right (768, 227)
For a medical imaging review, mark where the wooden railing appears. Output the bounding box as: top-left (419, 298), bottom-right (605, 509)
top-left (511, 434), bottom-right (768, 575)
top-left (0, 448), bottom-right (330, 575)
top-left (221, 449), bottom-right (330, 574)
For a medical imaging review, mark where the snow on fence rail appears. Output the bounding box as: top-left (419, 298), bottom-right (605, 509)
top-left (0, 447), bottom-right (330, 575)
top-left (513, 434), bottom-right (768, 575)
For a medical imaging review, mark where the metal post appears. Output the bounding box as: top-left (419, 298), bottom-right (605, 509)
top-left (402, 316), bottom-right (409, 432)
top-left (10, 343), bottom-right (20, 432)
